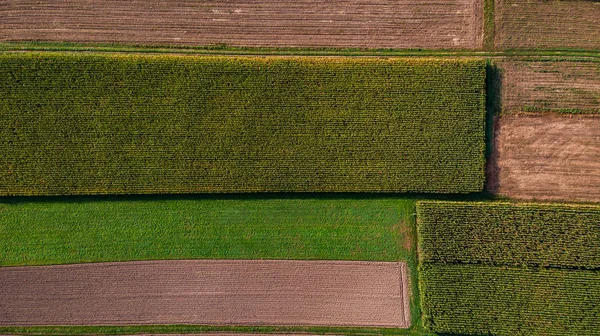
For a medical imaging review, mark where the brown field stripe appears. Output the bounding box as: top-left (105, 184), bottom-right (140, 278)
top-left (488, 114), bottom-right (600, 203)
top-left (1, 0), bottom-right (483, 49)
top-left (0, 260), bottom-right (410, 328)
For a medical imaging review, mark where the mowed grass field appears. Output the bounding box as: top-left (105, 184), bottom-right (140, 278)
top-left (0, 53), bottom-right (487, 195)
top-left (0, 197), bottom-right (415, 266)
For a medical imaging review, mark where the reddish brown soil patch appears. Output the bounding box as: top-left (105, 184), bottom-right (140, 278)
top-left (0, 260), bottom-right (410, 328)
top-left (495, 0), bottom-right (600, 50)
top-left (488, 114), bottom-right (600, 202)
top-left (1, 0), bottom-right (483, 49)
top-left (500, 59), bottom-right (600, 114)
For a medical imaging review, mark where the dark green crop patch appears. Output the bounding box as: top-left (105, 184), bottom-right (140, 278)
top-left (0, 53), bottom-right (486, 195)
top-left (417, 201), bottom-right (600, 269)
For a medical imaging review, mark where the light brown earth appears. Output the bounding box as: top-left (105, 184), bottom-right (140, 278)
top-left (495, 0), bottom-right (600, 50)
top-left (488, 114), bottom-right (600, 202)
top-left (0, 260), bottom-right (410, 328)
top-left (0, 0), bottom-right (483, 49)
top-left (500, 59), bottom-right (600, 114)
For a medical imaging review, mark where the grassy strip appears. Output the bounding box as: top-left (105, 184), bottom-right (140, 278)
top-left (419, 263), bottom-right (600, 336)
top-left (1, 41), bottom-right (600, 58)
top-left (0, 325), bottom-right (436, 336)
top-left (0, 53), bottom-right (486, 195)
top-left (0, 196), bottom-right (415, 266)
top-left (484, 0), bottom-right (495, 50)
top-left (417, 201), bottom-right (600, 269)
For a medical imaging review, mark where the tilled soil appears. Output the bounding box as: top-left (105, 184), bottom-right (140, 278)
top-left (488, 114), bottom-right (600, 202)
top-left (0, 260), bottom-right (410, 328)
top-left (495, 0), bottom-right (600, 50)
top-left (0, 0), bottom-right (483, 49)
top-left (500, 59), bottom-right (600, 114)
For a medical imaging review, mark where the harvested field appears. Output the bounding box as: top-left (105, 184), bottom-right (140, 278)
top-left (495, 0), bottom-right (600, 50)
top-left (0, 0), bottom-right (484, 49)
top-left (500, 59), bottom-right (600, 114)
top-left (0, 260), bottom-right (411, 328)
top-left (488, 114), bottom-right (600, 202)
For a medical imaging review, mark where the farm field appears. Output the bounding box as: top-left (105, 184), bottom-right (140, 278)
top-left (417, 201), bottom-right (600, 269)
top-left (0, 260), bottom-right (410, 327)
top-left (0, 0), bottom-right (483, 49)
top-left (0, 197), bottom-right (415, 266)
top-left (420, 264), bottom-right (600, 336)
top-left (0, 53), bottom-right (486, 195)
top-left (499, 59), bottom-right (600, 114)
top-left (495, 0), bottom-right (600, 50)
top-left (488, 114), bottom-right (600, 202)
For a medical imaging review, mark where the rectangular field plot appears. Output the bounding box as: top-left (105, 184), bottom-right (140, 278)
top-left (417, 201), bottom-right (600, 269)
top-left (500, 59), bottom-right (600, 114)
top-left (495, 0), bottom-right (600, 50)
top-left (0, 197), bottom-right (415, 266)
top-left (420, 264), bottom-right (600, 336)
top-left (490, 114), bottom-right (600, 202)
top-left (0, 54), bottom-right (486, 195)
top-left (1, 0), bottom-right (483, 49)
top-left (0, 260), bottom-right (411, 328)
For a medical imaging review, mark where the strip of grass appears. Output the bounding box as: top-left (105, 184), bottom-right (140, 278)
top-left (417, 201), bottom-right (600, 269)
top-left (0, 53), bottom-right (486, 195)
top-left (1, 41), bottom-right (600, 57)
top-left (484, 0), bottom-right (496, 50)
top-left (420, 263), bottom-right (600, 336)
top-left (0, 196), bottom-right (415, 266)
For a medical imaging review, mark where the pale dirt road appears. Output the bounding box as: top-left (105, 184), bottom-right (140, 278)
top-left (0, 260), bottom-right (410, 328)
top-left (0, 0), bottom-right (483, 49)
top-left (488, 114), bottom-right (600, 202)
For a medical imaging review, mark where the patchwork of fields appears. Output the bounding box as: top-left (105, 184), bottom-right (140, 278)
top-left (1, 1), bottom-right (599, 336)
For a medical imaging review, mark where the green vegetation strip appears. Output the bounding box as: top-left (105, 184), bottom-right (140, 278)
top-left (420, 264), bottom-right (600, 336)
top-left (0, 197), bottom-right (414, 266)
top-left (0, 53), bottom-right (486, 195)
top-left (417, 201), bottom-right (600, 269)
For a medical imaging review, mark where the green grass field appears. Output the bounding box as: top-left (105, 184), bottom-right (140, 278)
top-left (0, 53), bottom-right (486, 195)
top-left (0, 196), bottom-right (415, 266)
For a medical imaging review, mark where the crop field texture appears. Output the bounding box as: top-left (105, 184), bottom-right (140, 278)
top-left (495, 0), bottom-right (600, 50)
top-left (420, 264), bottom-right (600, 336)
top-left (0, 197), bottom-right (414, 266)
top-left (0, 260), bottom-right (410, 327)
top-left (500, 59), bottom-right (600, 114)
top-left (488, 114), bottom-right (600, 202)
top-left (0, 53), bottom-right (486, 195)
top-left (1, 0), bottom-right (484, 50)
top-left (417, 201), bottom-right (600, 269)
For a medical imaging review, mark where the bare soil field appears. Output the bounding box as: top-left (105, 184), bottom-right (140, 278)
top-left (488, 114), bottom-right (600, 202)
top-left (0, 260), bottom-right (410, 328)
top-left (495, 0), bottom-right (600, 50)
top-left (0, 0), bottom-right (483, 49)
top-left (500, 59), bottom-right (600, 114)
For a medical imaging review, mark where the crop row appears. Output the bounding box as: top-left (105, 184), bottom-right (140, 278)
top-left (417, 201), bottom-right (600, 269)
top-left (0, 53), bottom-right (486, 195)
top-left (420, 263), bottom-right (600, 336)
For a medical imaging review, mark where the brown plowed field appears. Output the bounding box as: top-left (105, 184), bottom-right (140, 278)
top-left (495, 0), bottom-right (600, 50)
top-left (500, 59), bottom-right (600, 114)
top-left (0, 0), bottom-right (483, 49)
top-left (0, 260), bottom-right (410, 328)
top-left (488, 114), bottom-right (600, 202)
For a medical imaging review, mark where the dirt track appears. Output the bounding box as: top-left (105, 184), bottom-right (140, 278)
top-left (488, 114), bottom-right (600, 202)
top-left (500, 60), bottom-right (600, 114)
top-left (495, 0), bottom-right (600, 50)
top-left (0, 0), bottom-right (483, 49)
top-left (0, 260), bottom-right (410, 328)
